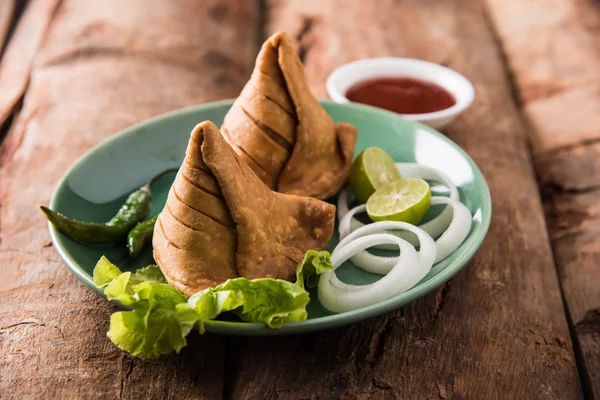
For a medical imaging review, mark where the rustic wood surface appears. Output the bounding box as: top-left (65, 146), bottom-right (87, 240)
top-left (0, 1), bottom-right (15, 56)
top-left (0, 0), bottom-right (596, 398)
top-left (225, 0), bottom-right (581, 398)
top-left (0, 0), bottom-right (256, 398)
top-left (0, 0), bottom-right (58, 128)
top-left (485, 0), bottom-right (600, 396)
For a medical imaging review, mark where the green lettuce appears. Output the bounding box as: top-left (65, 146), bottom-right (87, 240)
top-left (93, 257), bottom-right (192, 359)
top-left (93, 250), bottom-right (332, 359)
top-left (296, 249), bottom-right (333, 289)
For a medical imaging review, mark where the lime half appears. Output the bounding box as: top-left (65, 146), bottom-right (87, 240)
top-left (349, 147), bottom-right (402, 203)
top-left (366, 178), bottom-right (431, 224)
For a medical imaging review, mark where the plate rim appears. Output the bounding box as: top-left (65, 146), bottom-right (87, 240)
top-left (48, 99), bottom-right (492, 336)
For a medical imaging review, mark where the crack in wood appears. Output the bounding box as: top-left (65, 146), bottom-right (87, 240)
top-left (0, 319), bottom-right (66, 341)
top-left (541, 183), bottom-right (596, 235)
top-left (0, 94), bottom-right (22, 154)
top-left (542, 182), bottom-right (600, 196)
top-left (118, 356), bottom-right (135, 399)
top-left (0, 321), bottom-right (41, 330)
top-left (432, 282), bottom-right (451, 323)
top-left (371, 376), bottom-right (392, 390)
top-left (125, 358), bottom-right (135, 380)
top-left (0, 0), bottom-right (64, 149)
top-left (83, 352), bottom-right (121, 361)
top-left (367, 311), bottom-right (404, 365)
top-left (118, 356), bottom-right (126, 399)
top-left (0, 0), bottom-right (27, 62)
top-left (575, 309), bottom-right (600, 335)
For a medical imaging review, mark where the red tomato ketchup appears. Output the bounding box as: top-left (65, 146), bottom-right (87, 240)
top-left (345, 77), bottom-right (456, 114)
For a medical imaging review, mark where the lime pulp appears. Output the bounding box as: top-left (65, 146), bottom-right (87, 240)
top-left (366, 178), bottom-right (431, 225)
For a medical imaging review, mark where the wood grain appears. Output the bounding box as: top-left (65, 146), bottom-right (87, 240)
top-left (483, 0), bottom-right (600, 154)
top-left (485, 0), bottom-right (600, 396)
top-left (225, 0), bottom-right (583, 398)
top-left (0, 0), bottom-right (257, 398)
top-left (0, 0), bottom-right (15, 56)
top-left (0, 0), bottom-right (592, 398)
top-left (0, 0), bottom-right (59, 129)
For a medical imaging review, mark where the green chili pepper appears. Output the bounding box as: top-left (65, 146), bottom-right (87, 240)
top-left (41, 168), bottom-right (177, 246)
top-left (127, 214), bottom-right (158, 257)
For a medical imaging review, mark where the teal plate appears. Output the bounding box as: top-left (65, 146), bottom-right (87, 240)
top-left (48, 100), bottom-right (491, 336)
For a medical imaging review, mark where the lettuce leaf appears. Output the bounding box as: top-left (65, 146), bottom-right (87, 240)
top-left (93, 251), bottom-right (332, 359)
top-left (93, 257), bottom-right (191, 359)
top-left (93, 256), bottom-right (122, 287)
top-left (296, 250), bottom-right (333, 289)
top-left (107, 282), bottom-right (193, 359)
top-left (178, 250), bottom-right (333, 332)
top-left (178, 277), bottom-right (309, 333)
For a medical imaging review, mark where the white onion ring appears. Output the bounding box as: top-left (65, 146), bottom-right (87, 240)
top-left (338, 197), bottom-right (471, 274)
top-left (318, 229), bottom-right (435, 313)
top-left (395, 163), bottom-right (459, 199)
top-left (337, 219), bottom-right (437, 274)
top-left (337, 163), bottom-right (459, 248)
top-left (429, 197), bottom-right (472, 263)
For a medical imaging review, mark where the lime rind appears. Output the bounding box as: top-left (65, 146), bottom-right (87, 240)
top-left (349, 147), bottom-right (401, 203)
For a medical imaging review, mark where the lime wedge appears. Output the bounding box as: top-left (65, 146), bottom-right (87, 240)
top-left (366, 178), bottom-right (431, 224)
top-left (349, 147), bottom-right (402, 203)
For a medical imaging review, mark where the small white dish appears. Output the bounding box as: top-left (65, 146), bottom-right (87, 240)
top-left (326, 57), bottom-right (475, 130)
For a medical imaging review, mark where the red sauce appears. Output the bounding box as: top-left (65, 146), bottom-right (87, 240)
top-left (346, 77), bottom-right (456, 114)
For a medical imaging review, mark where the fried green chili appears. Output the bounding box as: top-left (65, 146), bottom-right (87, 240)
top-left (127, 214), bottom-right (158, 257)
top-left (41, 168), bottom-right (177, 246)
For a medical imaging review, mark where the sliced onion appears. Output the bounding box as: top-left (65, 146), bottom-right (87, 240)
top-left (338, 187), bottom-right (452, 248)
top-left (337, 218), bottom-right (437, 274)
top-left (395, 163), bottom-right (459, 201)
top-left (336, 187), bottom-right (352, 223)
top-left (338, 197), bottom-right (471, 275)
top-left (429, 197), bottom-right (472, 263)
top-left (337, 163), bottom-right (459, 249)
top-left (318, 229), bottom-right (435, 313)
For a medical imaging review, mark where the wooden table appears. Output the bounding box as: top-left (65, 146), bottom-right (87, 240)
top-left (1, 1), bottom-right (598, 398)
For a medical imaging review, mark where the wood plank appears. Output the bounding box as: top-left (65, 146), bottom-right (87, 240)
top-left (483, 0), bottom-right (600, 154)
top-left (484, 0), bottom-right (600, 396)
top-left (0, 0), bottom-right (58, 129)
top-left (225, 0), bottom-right (583, 398)
top-left (0, 0), bottom-right (257, 398)
top-left (0, 0), bottom-right (15, 55)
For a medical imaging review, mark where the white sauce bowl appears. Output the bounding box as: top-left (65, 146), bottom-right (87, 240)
top-left (326, 57), bottom-right (475, 130)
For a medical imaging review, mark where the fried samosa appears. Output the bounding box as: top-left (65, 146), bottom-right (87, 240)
top-left (221, 31), bottom-right (357, 200)
top-left (154, 121), bottom-right (335, 296)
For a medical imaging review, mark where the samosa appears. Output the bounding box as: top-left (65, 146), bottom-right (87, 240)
top-left (221, 31), bottom-right (357, 200)
top-left (154, 121), bottom-right (335, 296)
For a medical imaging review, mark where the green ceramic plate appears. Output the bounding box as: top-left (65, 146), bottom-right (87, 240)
top-left (48, 100), bottom-right (491, 336)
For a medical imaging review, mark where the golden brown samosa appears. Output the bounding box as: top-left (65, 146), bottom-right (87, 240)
top-left (154, 121), bottom-right (335, 296)
top-left (153, 125), bottom-right (238, 296)
top-left (221, 31), bottom-right (357, 200)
